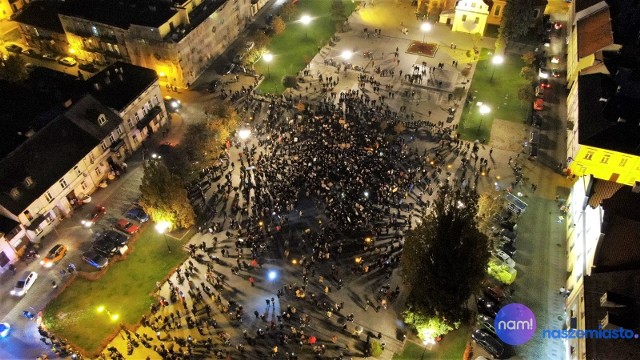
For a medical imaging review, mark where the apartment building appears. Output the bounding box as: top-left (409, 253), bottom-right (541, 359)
top-left (14, 1), bottom-right (70, 55)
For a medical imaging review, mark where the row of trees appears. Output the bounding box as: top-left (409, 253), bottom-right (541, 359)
top-left (495, 0), bottom-right (536, 55)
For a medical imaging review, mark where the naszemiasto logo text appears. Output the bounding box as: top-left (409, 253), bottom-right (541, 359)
top-left (542, 327), bottom-right (637, 339)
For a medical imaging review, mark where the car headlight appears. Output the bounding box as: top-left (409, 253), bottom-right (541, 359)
top-left (40, 260), bottom-right (45, 265)
top-left (44, 262), bottom-right (53, 268)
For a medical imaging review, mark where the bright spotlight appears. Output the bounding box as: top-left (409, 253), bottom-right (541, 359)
top-left (268, 270), bottom-right (277, 281)
top-left (341, 50), bottom-right (352, 60)
top-left (238, 128), bottom-right (251, 140)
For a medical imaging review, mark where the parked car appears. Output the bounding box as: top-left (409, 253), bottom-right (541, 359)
top-left (40, 244), bottom-right (68, 268)
top-left (0, 322), bottom-right (10, 338)
top-left (483, 283), bottom-right (507, 303)
top-left (207, 79), bottom-right (222, 93)
top-left (22, 48), bottom-right (40, 58)
top-left (477, 297), bottom-right (498, 318)
top-left (41, 53), bottom-right (59, 61)
top-left (115, 219), bottom-right (139, 234)
top-left (501, 242), bottom-right (517, 258)
top-left (477, 314), bottom-right (497, 335)
top-left (538, 68), bottom-right (549, 79)
top-left (102, 229), bottom-right (129, 246)
top-left (5, 44), bottom-right (22, 53)
top-left (58, 57), bottom-right (77, 66)
top-left (472, 329), bottom-right (505, 359)
top-left (82, 206), bottom-right (106, 227)
top-left (125, 207), bottom-right (149, 223)
top-left (164, 96), bottom-right (181, 113)
top-left (543, 37), bottom-right (551, 47)
top-left (531, 113), bottom-right (543, 128)
top-left (10, 271), bottom-right (38, 296)
top-left (538, 78), bottom-right (551, 89)
top-left (92, 238), bottom-right (120, 257)
top-left (244, 41), bottom-right (255, 52)
top-left (533, 98), bottom-right (544, 111)
top-left (83, 249), bottom-right (109, 269)
top-left (493, 250), bottom-right (516, 268)
top-left (500, 228), bottom-right (517, 241)
top-left (222, 63), bottom-right (236, 75)
top-left (499, 220), bottom-right (517, 232)
top-left (79, 62), bottom-right (99, 72)
top-left (551, 68), bottom-right (562, 78)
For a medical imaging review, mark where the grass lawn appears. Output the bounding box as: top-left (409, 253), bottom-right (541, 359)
top-left (393, 325), bottom-right (470, 360)
top-left (255, 0), bottom-right (355, 94)
top-left (458, 48), bottom-right (531, 141)
top-left (42, 228), bottom-right (188, 355)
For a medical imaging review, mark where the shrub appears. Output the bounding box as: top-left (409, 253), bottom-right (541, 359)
top-left (369, 340), bottom-right (383, 357)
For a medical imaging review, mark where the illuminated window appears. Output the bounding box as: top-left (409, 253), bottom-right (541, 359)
top-left (45, 192), bottom-right (54, 203)
top-left (101, 141), bottom-right (108, 151)
top-left (462, 15), bottom-right (468, 21)
top-left (474, 17), bottom-right (480, 24)
top-left (494, 5), bottom-right (501, 16)
top-left (601, 155), bottom-right (610, 164)
top-left (619, 158), bottom-right (628, 167)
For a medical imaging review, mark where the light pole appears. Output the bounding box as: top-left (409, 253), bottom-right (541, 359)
top-left (155, 221), bottom-right (172, 253)
top-left (420, 22), bottom-right (432, 44)
top-left (490, 54), bottom-right (504, 81)
top-left (263, 52), bottom-right (273, 79)
top-left (476, 103), bottom-right (491, 139)
top-left (300, 15), bottom-right (312, 40)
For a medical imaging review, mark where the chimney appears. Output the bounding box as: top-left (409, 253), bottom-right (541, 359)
top-left (93, 82), bottom-right (101, 91)
top-left (105, 76), bottom-right (111, 85)
top-left (64, 99), bottom-right (73, 108)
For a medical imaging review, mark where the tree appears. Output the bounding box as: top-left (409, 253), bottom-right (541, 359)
top-left (139, 161), bottom-right (196, 229)
top-left (272, 16), bottom-right (286, 35)
top-left (401, 184), bottom-right (489, 325)
top-left (0, 55), bottom-right (27, 82)
top-left (280, 0), bottom-right (297, 21)
top-left (476, 191), bottom-right (507, 236)
top-left (403, 308), bottom-right (460, 340)
top-left (282, 75), bottom-right (297, 89)
top-left (521, 51), bottom-right (536, 66)
top-left (331, 0), bottom-right (346, 20)
top-left (368, 340), bottom-right (383, 357)
top-left (496, 0), bottom-right (535, 50)
top-left (251, 31), bottom-right (270, 49)
top-left (517, 84), bottom-right (534, 103)
top-left (519, 66), bottom-right (536, 82)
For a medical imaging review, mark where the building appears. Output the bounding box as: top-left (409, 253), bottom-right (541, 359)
top-left (0, 63), bottom-right (167, 273)
top-left (450, 0), bottom-right (490, 35)
top-left (433, 0), bottom-right (546, 33)
top-left (14, 1), bottom-right (69, 56)
top-left (0, 0), bottom-right (27, 20)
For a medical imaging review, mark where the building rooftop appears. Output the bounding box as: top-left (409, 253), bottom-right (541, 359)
top-left (0, 95), bottom-right (121, 215)
top-left (577, 7), bottom-right (614, 58)
top-left (59, 0), bottom-right (178, 29)
top-left (0, 216), bottom-right (20, 236)
top-left (584, 269), bottom-right (640, 359)
top-left (575, 0), bottom-right (605, 13)
top-left (86, 62), bottom-right (159, 112)
top-left (577, 73), bottom-right (640, 155)
top-left (13, 1), bottom-right (65, 33)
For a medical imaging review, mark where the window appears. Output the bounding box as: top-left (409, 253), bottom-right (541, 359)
top-left (127, 118), bottom-right (134, 128)
top-left (95, 167), bottom-right (102, 176)
top-left (153, 95), bottom-right (159, 106)
top-left (81, 181), bottom-right (88, 191)
top-left (89, 153), bottom-right (96, 163)
top-left (494, 5), bottom-right (502, 16)
top-left (73, 165), bottom-right (81, 176)
top-left (619, 158), bottom-right (629, 167)
top-left (45, 192), bottom-right (54, 202)
top-left (23, 210), bottom-right (33, 221)
top-left (135, 113), bottom-right (140, 122)
top-left (101, 141), bottom-right (108, 151)
top-left (132, 134), bottom-right (138, 144)
top-left (98, 113), bottom-right (107, 126)
top-left (601, 155), bottom-right (610, 164)
top-left (10, 188), bottom-right (20, 199)
top-left (474, 17), bottom-right (480, 24)
top-left (23, 176), bottom-right (34, 187)
top-left (462, 15), bottom-right (467, 21)
top-left (110, 133), bottom-right (116, 143)
top-left (584, 151), bottom-right (594, 160)
top-left (471, 2), bottom-right (476, 7)
top-left (59, 178), bottom-right (68, 188)
top-left (117, 126), bottom-right (123, 136)
top-left (35, 227), bottom-right (43, 235)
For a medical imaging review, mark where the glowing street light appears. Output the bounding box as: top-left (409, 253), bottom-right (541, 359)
top-left (299, 15), bottom-right (312, 39)
top-left (420, 22), bottom-right (432, 44)
top-left (263, 52), bottom-right (273, 79)
top-left (341, 50), bottom-right (353, 60)
top-left (155, 221), bottom-right (172, 253)
top-left (476, 103), bottom-right (491, 139)
top-left (268, 270), bottom-right (278, 281)
top-left (491, 55), bottom-right (504, 81)
top-left (238, 128), bottom-right (252, 140)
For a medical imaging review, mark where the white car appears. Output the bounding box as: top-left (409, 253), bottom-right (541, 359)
top-left (493, 250), bottom-right (516, 268)
top-left (0, 323), bottom-right (9, 338)
top-left (58, 57), bottom-right (77, 66)
top-left (10, 271), bottom-right (38, 297)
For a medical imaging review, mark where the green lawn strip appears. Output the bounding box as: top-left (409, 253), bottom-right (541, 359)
top-left (458, 48), bottom-right (529, 141)
top-left (255, 0), bottom-right (355, 94)
top-left (42, 228), bottom-right (188, 355)
top-left (393, 325), bottom-right (469, 359)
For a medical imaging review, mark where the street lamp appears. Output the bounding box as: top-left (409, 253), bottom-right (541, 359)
top-left (238, 128), bottom-right (252, 140)
top-left (490, 55), bottom-right (504, 81)
top-left (476, 103), bottom-right (491, 139)
top-left (420, 22), bottom-right (432, 44)
top-left (341, 50), bottom-right (353, 60)
top-left (155, 221), bottom-right (172, 253)
top-left (300, 15), bottom-right (312, 39)
top-left (263, 52), bottom-right (273, 79)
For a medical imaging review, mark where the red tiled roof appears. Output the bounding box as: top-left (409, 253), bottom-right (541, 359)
top-left (577, 7), bottom-right (613, 58)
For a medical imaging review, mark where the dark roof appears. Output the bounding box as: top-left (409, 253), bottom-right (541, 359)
top-left (86, 62), bottom-right (158, 112)
top-left (13, 2), bottom-right (64, 33)
top-left (576, 0), bottom-right (605, 13)
top-left (587, 178), bottom-right (623, 208)
top-left (0, 216), bottom-right (20, 236)
top-left (0, 95), bottom-right (121, 215)
top-left (59, 0), bottom-right (177, 29)
top-left (577, 7), bottom-right (613, 58)
top-left (577, 73), bottom-right (640, 155)
top-left (607, 0), bottom-right (640, 45)
top-left (584, 269), bottom-right (640, 359)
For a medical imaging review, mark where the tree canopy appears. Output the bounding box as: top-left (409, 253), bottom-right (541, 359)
top-left (272, 16), bottom-right (286, 35)
top-left (401, 184), bottom-right (489, 325)
top-left (0, 55), bottom-right (27, 82)
top-left (496, 0), bottom-right (535, 50)
top-left (280, 0), bottom-right (297, 21)
top-left (331, 0), bottom-right (346, 20)
top-left (139, 160), bottom-right (196, 229)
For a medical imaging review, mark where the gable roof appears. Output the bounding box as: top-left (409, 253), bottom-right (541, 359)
top-left (59, 0), bottom-right (178, 29)
top-left (0, 95), bottom-right (121, 215)
top-left (86, 62), bottom-right (158, 112)
top-left (577, 7), bottom-right (614, 58)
